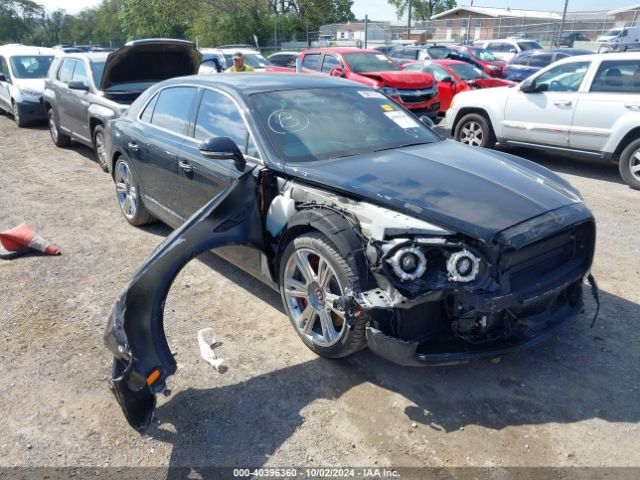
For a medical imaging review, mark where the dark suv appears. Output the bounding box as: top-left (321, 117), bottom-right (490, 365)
top-left (44, 39), bottom-right (200, 172)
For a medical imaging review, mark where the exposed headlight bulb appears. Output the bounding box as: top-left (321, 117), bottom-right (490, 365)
top-left (447, 249), bottom-right (480, 283)
top-left (387, 246), bottom-right (427, 282)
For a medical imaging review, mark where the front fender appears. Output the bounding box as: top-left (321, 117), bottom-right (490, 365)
top-left (104, 170), bottom-right (264, 432)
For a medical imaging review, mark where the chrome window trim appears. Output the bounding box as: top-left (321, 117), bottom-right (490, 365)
top-left (136, 83), bottom-right (264, 165)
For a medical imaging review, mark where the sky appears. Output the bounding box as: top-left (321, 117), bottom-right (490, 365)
top-left (37, 0), bottom-right (636, 18)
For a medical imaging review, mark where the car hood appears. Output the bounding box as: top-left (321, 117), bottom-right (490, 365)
top-left (355, 71), bottom-right (434, 89)
top-left (14, 78), bottom-right (46, 93)
top-left (282, 140), bottom-right (582, 242)
top-left (467, 78), bottom-right (515, 88)
top-left (101, 39), bottom-right (201, 91)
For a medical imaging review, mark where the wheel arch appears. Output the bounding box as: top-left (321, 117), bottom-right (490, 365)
top-left (90, 117), bottom-right (104, 138)
top-left (275, 208), bottom-right (373, 289)
top-left (612, 127), bottom-right (640, 162)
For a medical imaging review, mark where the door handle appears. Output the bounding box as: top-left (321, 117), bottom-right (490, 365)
top-left (624, 103), bottom-right (640, 110)
top-left (178, 161), bottom-right (193, 173)
top-left (553, 100), bottom-right (572, 107)
top-left (127, 141), bottom-right (140, 152)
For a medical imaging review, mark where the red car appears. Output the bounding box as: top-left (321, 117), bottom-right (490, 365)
top-left (450, 45), bottom-right (507, 78)
top-left (267, 48), bottom-right (440, 119)
top-left (404, 59), bottom-right (515, 113)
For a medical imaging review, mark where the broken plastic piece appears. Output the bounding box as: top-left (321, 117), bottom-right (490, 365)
top-left (197, 328), bottom-right (224, 370)
top-left (0, 223), bottom-right (61, 259)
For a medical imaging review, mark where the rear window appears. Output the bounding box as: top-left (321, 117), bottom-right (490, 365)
top-left (517, 41), bottom-right (542, 51)
top-left (590, 60), bottom-right (640, 93)
top-left (427, 47), bottom-right (454, 59)
top-left (469, 48), bottom-right (498, 61)
top-left (150, 87), bottom-right (197, 134)
top-left (9, 55), bottom-right (54, 79)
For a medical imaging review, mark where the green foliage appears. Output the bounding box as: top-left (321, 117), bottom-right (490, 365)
top-left (387, 0), bottom-right (457, 21)
top-left (0, 0), bottom-right (43, 43)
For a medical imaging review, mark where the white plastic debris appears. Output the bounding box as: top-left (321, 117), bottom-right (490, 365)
top-left (197, 328), bottom-right (224, 371)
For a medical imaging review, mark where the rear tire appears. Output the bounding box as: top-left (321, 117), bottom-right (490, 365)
top-left (48, 109), bottom-right (71, 147)
top-left (279, 231), bottom-right (368, 359)
top-left (618, 138), bottom-right (640, 190)
top-left (454, 113), bottom-right (496, 148)
top-left (93, 125), bottom-right (109, 172)
top-left (113, 155), bottom-right (155, 226)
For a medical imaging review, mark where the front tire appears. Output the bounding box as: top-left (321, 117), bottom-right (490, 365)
top-left (113, 155), bottom-right (155, 226)
top-left (48, 109), bottom-right (71, 147)
top-left (618, 138), bottom-right (640, 190)
top-left (454, 113), bottom-right (496, 148)
top-left (93, 125), bottom-right (109, 172)
top-left (279, 231), bottom-right (368, 359)
top-left (12, 101), bottom-right (28, 128)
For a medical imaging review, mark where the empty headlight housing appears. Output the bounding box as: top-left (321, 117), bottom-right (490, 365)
top-left (387, 245), bottom-right (427, 282)
top-left (447, 249), bottom-right (480, 283)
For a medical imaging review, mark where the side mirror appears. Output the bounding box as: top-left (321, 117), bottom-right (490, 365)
top-left (199, 136), bottom-right (246, 168)
top-left (68, 81), bottom-right (89, 91)
top-left (520, 78), bottom-right (538, 93)
top-left (0, 73), bottom-right (6, 82)
top-left (441, 76), bottom-right (453, 83)
top-left (329, 67), bottom-right (344, 78)
top-left (419, 115), bottom-right (434, 128)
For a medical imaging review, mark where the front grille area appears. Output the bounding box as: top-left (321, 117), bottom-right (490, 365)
top-left (399, 88), bottom-right (436, 104)
top-left (499, 221), bottom-right (595, 294)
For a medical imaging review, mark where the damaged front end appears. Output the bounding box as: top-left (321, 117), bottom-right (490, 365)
top-left (272, 181), bottom-right (598, 367)
top-left (104, 171), bottom-right (263, 432)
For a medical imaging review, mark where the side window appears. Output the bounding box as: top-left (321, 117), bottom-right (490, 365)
top-left (58, 59), bottom-right (75, 83)
top-left (534, 61), bottom-right (590, 92)
top-left (194, 89), bottom-right (249, 153)
top-left (590, 60), bottom-right (640, 93)
top-left (150, 87), bottom-right (197, 134)
top-left (139, 93), bottom-right (159, 123)
top-left (0, 56), bottom-right (8, 76)
top-left (71, 61), bottom-right (88, 85)
top-left (321, 55), bottom-right (342, 73)
top-left (528, 54), bottom-right (553, 68)
top-left (554, 53), bottom-right (569, 61)
top-left (302, 54), bottom-right (320, 70)
top-left (511, 55), bottom-right (531, 66)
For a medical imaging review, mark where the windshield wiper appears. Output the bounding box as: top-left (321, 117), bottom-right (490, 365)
top-left (372, 141), bottom-right (431, 153)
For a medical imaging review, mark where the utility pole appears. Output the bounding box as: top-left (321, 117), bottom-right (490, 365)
top-left (407, 0), bottom-right (412, 42)
top-left (364, 15), bottom-right (369, 49)
top-left (555, 0), bottom-right (569, 46)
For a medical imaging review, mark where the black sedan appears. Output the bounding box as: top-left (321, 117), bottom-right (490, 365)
top-left (103, 74), bottom-right (596, 431)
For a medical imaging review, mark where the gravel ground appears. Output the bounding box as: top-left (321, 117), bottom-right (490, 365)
top-left (0, 113), bottom-right (639, 473)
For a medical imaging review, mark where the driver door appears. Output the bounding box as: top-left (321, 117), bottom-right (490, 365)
top-left (502, 61), bottom-right (590, 147)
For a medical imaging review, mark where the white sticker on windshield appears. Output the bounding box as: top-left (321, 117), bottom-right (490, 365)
top-left (358, 90), bottom-right (385, 99)
top-left (376, 54), bottom-right (388, 61)
top-left (385, 111), bottom-right (419, 129)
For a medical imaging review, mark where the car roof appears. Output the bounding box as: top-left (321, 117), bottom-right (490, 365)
top-left (430, 59), bottom-right (467, 66)
top-left (160, 72), bottom-right (359, 95)
top-left (56, 52), bottom-right (110, 62)
top-left (268, 51), bottom-right (300, 56)
top-left (306, 47), bottom-right (377, 54)
top-left (0, 45), bottom-right (57, 56)
top-left (551, 51), bottom-right (640, 64)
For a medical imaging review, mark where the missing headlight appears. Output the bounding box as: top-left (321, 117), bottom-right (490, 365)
top-left (387, 245), bottom-right (427, 282)
top-left (447, 249), bottom-right (480, 283)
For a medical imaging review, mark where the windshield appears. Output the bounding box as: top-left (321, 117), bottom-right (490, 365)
top-left (468, 48), bottom-right (498, 61)
top-left (449, 63), bottom-right (489, 80)
top-left (343, 53), bottom-right (400, 72)
top-left (250, 87), bottom-right (439, 163)
top-left (90, 61), bottom-right (106, 86)
top-left (604, 29), bottom-right (622, 37)
top-left (427, 47), bottom-right (454, 59)
top-left (9, 56), bottom-right (54, 79)
top-left (517, 41), bottom-right (542, 51)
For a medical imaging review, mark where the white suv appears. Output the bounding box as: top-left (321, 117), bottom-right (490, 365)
top-left (446, 52), bottom-right (640, 189)
top-left (475, 39), bottom-right (542, 61)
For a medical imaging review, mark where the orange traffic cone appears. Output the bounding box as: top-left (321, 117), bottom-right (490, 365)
top-left (0, 223), bottom-right (61, 259)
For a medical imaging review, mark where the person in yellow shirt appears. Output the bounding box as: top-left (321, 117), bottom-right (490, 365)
top-left (226, 52), bottom-right (255, 73)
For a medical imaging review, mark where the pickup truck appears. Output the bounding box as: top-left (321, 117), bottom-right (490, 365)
top-left (44, 39), bottom-right (201, 172)
top-left (268, 47), bottom-right (440, 119)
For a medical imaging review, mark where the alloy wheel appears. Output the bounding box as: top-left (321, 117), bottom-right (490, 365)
top-left (630, 149), bottom-right (640, 182)
top-left (12, 102), bottom-right (20, 125)
top-left (114, 161), bottom-right (138, 221)
top-left (95, 131), bottom-right (107, 168)
top-left (283, 248), bottom-right (346, 347)
top-left (460, 120), bottom-right (484, 147)
top-left (48, 111), bottom-right (58, 143)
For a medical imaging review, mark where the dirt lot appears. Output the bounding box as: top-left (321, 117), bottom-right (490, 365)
top-left (0, 113), bottom-right (639, 473)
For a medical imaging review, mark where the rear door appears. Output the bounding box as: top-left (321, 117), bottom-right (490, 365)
top-left (319, 54), bottom-right (343, 75)
top-left (502, 60), bottom-right (590, 147)
top-left (177, 88), bottom-right (257, 217)
top-left (132, 86), bottom-right (199, 220)
top-left (570, 58), bottom-right (640, 152)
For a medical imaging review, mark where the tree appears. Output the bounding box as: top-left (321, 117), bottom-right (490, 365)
top-left (387, 0), bottom-right (456, 21)
top-left (0, 0), bottom-right (43, 43)
top-left (119, 0), bottom-right (199, 40)
top-left (41, 9), bottom-right (65, 45)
